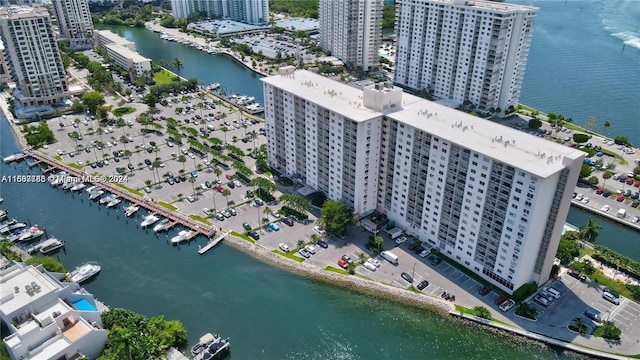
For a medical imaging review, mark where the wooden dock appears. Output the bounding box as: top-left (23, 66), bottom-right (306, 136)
top-left (198, 232), bottom-right (228, 255)
top-left (25, 149), bottom-right (219, 240)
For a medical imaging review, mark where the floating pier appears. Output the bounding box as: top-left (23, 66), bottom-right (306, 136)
top-left (198, 232), bottom-right (228, 255)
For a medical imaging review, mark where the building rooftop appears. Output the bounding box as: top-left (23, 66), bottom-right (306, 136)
top-left (104, 43), bottom-right (150, 63)
top-left (412, 0), bottom-right (538, 13)
top-left (188, 19), bottom-right (268, 36)
top-left (94, 30), bottom-right (132, 46)
top-left (0, 4), bottom-right (49, 19)
top-left (0, 264), bottom-right (60, 316)
top-left (391, 100), bottom-right (584, 178)
top-left (261, 69), bottom-right (423, 122)
top-left (274, 17), bottom-right (319, 32)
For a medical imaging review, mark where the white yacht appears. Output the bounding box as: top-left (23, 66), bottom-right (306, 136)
top-left (99, 194), bottom-right (114, 205)
top-left (2, 153), bottom-right (22, 163)
top-left (70, 183), bottom-right (86, 192)
top-left (171, 230), bottom-right (193, 244)
top-left (67, 261), bottom-right (101, 283)
top-left (89, 189), bottom-right (104, 200)
top-left (124, 205), bottom-right (140, 217)
top-left (16, 225), bottom-right (45, 242)
top-left (153, 218), bottom-right (170, 232)
top-left (140, 214), bottom-right (160, 228)
top-left (106, 197), bottom-right (121, 208)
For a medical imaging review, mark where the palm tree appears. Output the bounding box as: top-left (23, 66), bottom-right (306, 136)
top-left (213, 167), bottom-right (222, 182)
top-left (220, 126), bottom-right (229, 144)
top-left (222, 189), bottom-right (231, 208)
top-left (579, 219), bottom-right (602, 243)
top-left (297, 239), bottom-right (306, 250)
top-left (110, 326), bottom-right (137, 360)
top-left (263, 206), bottom-right (272, 219)
top-left (177, 154), bottom-right (186, 170)
top-left (173, 58), bottom-right (183, 78)
top-left (188, 176), bottom-right (196, 196)
top-left (279, 194), bottom-right (311, 215)
top-left (602, 170), bottom-right (612, 189)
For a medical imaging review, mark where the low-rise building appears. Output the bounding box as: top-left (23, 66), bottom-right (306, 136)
top-left (94, 29), bottom-right (151, 79)
top-left (0, 262), bottom-right (107, 360)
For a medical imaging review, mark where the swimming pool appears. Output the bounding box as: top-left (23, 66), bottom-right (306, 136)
top-left (72, 298), bottom-right (97, 311)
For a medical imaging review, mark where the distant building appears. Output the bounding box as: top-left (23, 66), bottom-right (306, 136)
top-left (0, 262), bottom-right (107, 359)
top-left (94, 30), bottom-right (151, 79)
top-left (262, 68), bottom-right (585, 294)
top-left (319, 0), bottom-right (383, 71)
top-left (171, 0), bottom-right (269, 25)
top-left (394, 0), bottom-right (538, 115)
top-left (0, 38), bottom-right (10, 85)
top-left (52, 0), bottom-right (94, 50)
top-left (0, 4), bottom-right (69, 107)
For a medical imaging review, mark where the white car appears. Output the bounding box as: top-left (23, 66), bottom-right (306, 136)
top-left (581, 197), bottom-right (590, 204)
top-left (367, 258), bottom-right (381, 268)
top-left (499, 299), bottom-right (516, 312)
top-left (278, 243), bottom-right (290, 252)
top-left (313, 226), bottom-right (326, 234)
top-left (233, 180), bottom-right (242, 187)
top-left (419, 249), bottom-right (430, 258)
top-left (304, 245), bottom-right (316, 254)
top-left (601, 205), bottom-right (611, 212)
top-left (271, 210), bottom-right (281, 218)
top-left (395, 236), bottom-right (408, 245)
top-left (575, 193), bottom-right (583, 201)
top-left (362, 261), bottom-right (377, 272)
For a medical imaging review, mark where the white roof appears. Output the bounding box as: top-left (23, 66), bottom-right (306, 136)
top-left (104, 43), bottom-right (150, 63)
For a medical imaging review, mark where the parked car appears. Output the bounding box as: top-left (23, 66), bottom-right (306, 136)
top-left (367, 258), bottom-right (381, 268)
top-left (494, 296), bottom-right (507, 305)
top-left (419, 249), bottom-right (430, 258)
top-left (568, 269), bottom-right (587, 281)
top-left (278, 243), bottom-right (290, 252)
top-left (248, 230), bottom-right (260, 240)
top-left (282, 217), bottom-right (295, 226)
top-left (304, 245), bottom-right (316, 254)
top-left (298, 248), bottom-right (311, 258)
top-left (269, 223), bottom-right (280, 231)
top-left (337, 258), bottom-right (349, 269)
top-left (242, 222), bottom-right (251, 231)
top-left (362, 261), bottom-right (377, 271)
top-left (316, 239), bottom-right (328, 248)
top-left (479, 286), bottom-right (492, 296)
top-left (584, 308), bottom-right (601, 322)
top-left (416, 280), bottom-right (429, 290)
top-left (400, 272), bottom-right (414, 283)
top-left (499, 299), bottom-right (516, 312)
top-left (342, 255), bottom-right (353, 264)
top-left (395, 236), bottom-right (408, 245)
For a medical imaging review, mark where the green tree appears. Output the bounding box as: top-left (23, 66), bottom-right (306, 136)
top-left (573, 133), bottom-right (590, 143)
top-left (528, 117), bottom-right (542, 130)
top-left (279, 194), bottom-right (311, 215)
top-left (579, 164), bottom-right (592, 179)
top-left (222, 189), bottom-right (231, 207)
top-left (473, 306), bottom-right (491, 319)
top-left (172, 58), bottom-right (183, 78)
top-left (579, 218), bottom-right (602, 243)
top-left (601, 320), bottom-right (621, 340)
top-left (251, 177), bottom-right (277, 195)
top-left (587, 176), bottom-right (599, 186)
top-left (556, 238), bottom-right (581, 265)
top-left (572, 317), bottom-right (588, 334)
top-left (101, 308), bottom-right (149, 331)
top-left (147, 316), bottom-right (188, 350)
top-left (373, 236), bottom-right (384, 254)
top-left (602, 170), bottom-right (612, 188)
top-left (320, 200), bottom-right (354, 235)
top-left (25, 256), bottom-right (66, 273)
top-left (109, 326), bottom-right (137, 360)
top-left (82, 91), bottom-right (105, 114)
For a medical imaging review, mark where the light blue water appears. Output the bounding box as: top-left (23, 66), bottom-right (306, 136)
top-left (515, 0), bottom-right (640, 145)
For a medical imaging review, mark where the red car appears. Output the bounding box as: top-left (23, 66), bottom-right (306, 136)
top-left (216, 185), bottom-right (224, 193)
top-left (635, 181), bottom-right (640, 188)
top-left (627, 178), bottom-right (635, 185)
top-left (337, 258), bottom-right (349, 269)
top-left (596, 188), bottom-right (604, 195)
top-left (616, 194), bottom-right (625, 202)
top-left (494, 295), bottom-right (507, 305)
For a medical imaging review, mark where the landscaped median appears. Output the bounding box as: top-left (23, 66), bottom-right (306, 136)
top-left (272, 249), bottom-right (304, 263)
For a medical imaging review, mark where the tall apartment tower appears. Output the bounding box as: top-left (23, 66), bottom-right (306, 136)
top-left (394, 0), bottom-right (537, 115)
top-left (171, 0), bottom-right (268, 24)
top-left (262, 69), bottom-right (584, 294)
top-left (319, 0), bottom-right (383, 71)
top-left (52, 0), bottom-right (94, 50)
top-left (170, 0), bottom-right (192, 19)
top-left (0, 5), bottom-right (69, 106)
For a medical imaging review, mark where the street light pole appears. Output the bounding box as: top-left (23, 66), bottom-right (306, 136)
top-left (412, 262), bottom-right (416, 288)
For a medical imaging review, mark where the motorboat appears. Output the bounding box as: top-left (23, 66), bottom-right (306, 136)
top-left (106, 197), bottom-right (122, 208)
top-left (2, 153), bottom-right (22, 163)
top-left (153, 218), bottom-right (170, 232)
top-left (61, 181), bottom-right (75, 190)
top-left (193, 335), bottom-right (230, 360)
top-left (39, 238), bottom-right (65, 254)
top-left (99, 194), bottom-right (114, 205)
top-left (89, 189), bottom-right (104, 200)
top-left (124, 205), bottom-right (140, 217)
top-left (140, 214), bottom-right (160, 228)
top-left (70, 183), bottom-right (86, 192)
top-left (7, 229), bottom-right (27, 242)
top-left (85, 185), bottom-right (97, 193)
top-left (0, 209), bottom-right (7, 221)
top-left (192, 333), bottom-right (220, 356)
top-left (66, 261), bottom-right (101, 283)
top-left (16, 225), bottom-right (45, 242)
top-left (170, 230), bottom-right (193, 244)
top-left (48, 172), bottom-right (68, 186)
top-left (0, 219), bottom-right (25, 234)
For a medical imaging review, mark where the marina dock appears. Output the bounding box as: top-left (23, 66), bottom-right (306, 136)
top-left (198, 232), bottom-right (228, 255)
top-left (25, 150), bottom-right (219, 241)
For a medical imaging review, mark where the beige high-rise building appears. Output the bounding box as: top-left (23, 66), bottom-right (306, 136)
top-left (394, 0), bottom-right (537, 115)
top-left (319, 0), bottom-right (383, 71)
top-left (52, 0), bottom-right (94, 50)
top-left (0, 5), bottom-right (69, 107)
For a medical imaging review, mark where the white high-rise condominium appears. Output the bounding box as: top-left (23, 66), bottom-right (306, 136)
top-left (394, 0), bottom-right (537, 115)
top-left (262, 68), bottom-right (584, 294)
top-left (171, 0), bottom-right (268, 24)
top-left (52, 0), bottom-right (94, 50)
top-left (319, 0), bottom-right (383, 71)
top-left (0, 5), bottom-right (69, 106)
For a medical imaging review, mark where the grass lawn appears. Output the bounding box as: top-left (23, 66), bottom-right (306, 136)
top-left (230, 230), bottom-right (255, 244)
top-left (324, 266), bottom-right (348, 275)
top-left (158, 201), bottom-right (177, 211)
top-left (112, 183), bottom-right (143, 197)
top-left (189, 214), bottom-right (212, 226)
top-left (454, 304), bottom-right (511, 326)
top-left (273, 249), bottom-right (305, 262)
top-left (54, 155), bottom-right (62, 161)
top-left (154, 69), bottom-right (178, 84)
top-left (67, 163), bottom-right (82, 170)
top-left (112, 107), bottom-right (135, 116)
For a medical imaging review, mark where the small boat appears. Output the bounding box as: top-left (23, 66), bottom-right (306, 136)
top-left (193, 334), bottom-right (230, 360)
top-left (99, 194), bottom-right (114, 205)
top-left (153, 218), bottom-right (170, 232)
top-left (140, 214), bottom-right (160, 228)
top-left (7, 229), bottom-right (27, 242)
top-left (106, 197), bottom-right (121, 208)
top-left (16, 225), bottom-right (45, 242)
top-left (0, 209), bottom-right (7, 221)
top-left (48, 172), bottom-right (68, 186)
top-left (2, 153), bottom-right (22, 163)
top-left (66, 261), bottom-right (101, 283)
top-left (192, 333), bottom-right (220, 356)
top-left (70, 183), bottom-right (86, 192)
top-left (85, 185), bottom-right (97, 193)
top-left (39, 238), bottom-right (65, 254)
top-left (62, 181), bottom-right (75, 190)
top-left (171, 230), bottom-right (193, 244)
top-left (89, 189), bottom-right (104, 200)
top-left (124, 205), bottom-right (140, 217)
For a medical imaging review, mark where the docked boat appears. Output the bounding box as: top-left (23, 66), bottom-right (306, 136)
top-left (85, 185), bottom-right (97, 193)
top-left (153, 218), bottom-right (170, 232)
top-left (62, 181), bottom-right (75, 191)
top-left (124, 205), bottom-right (140, 217)
top-left (66, 261), bottom-right (101, 283)
top-left (89, 189), bottom-right (104, 200)
top-left (170, 229), bottom-right (193, 244)
top-left (16, 225), bottom-right (45, 242)
top-left (2, 153), bottom-right (22, 163)
top-left (7, 229), bottom-right (27, 242)
top-left (106, 197), bottom-right (121, 208)
top-left (192, 334), bottom-right (230, 360)
top-left (140, 214), bottom-right (160, 228)
top-left (0, 219), bottom-right (25, 234)
top-left (99, 194), bottom-right (114, 205)
top-left (70, 183), bottom-right (86, 192)
top-left (0, 209), bottom-right (7, 221)
top-left (39, 238), bottom-right (65, 254)
top-left (48, 172), bottom-right (68, 186)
